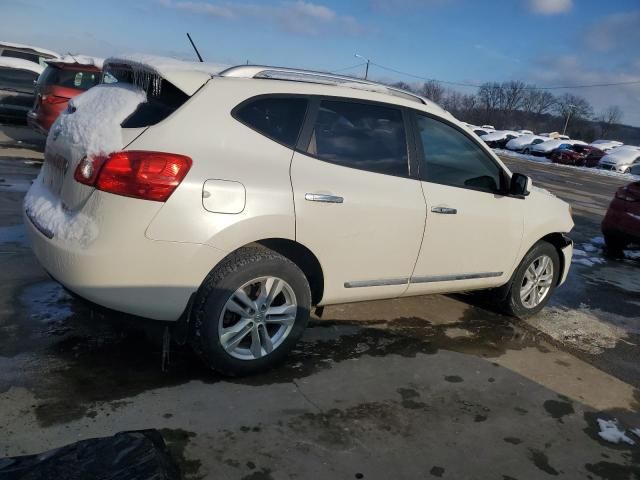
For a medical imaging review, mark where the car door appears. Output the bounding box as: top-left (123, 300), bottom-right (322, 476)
top-left (405, 112), bottom-right (524, 296)
top-left (291, 98), bottom-right (427, 304)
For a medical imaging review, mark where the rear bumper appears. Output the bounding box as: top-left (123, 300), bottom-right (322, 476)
top-left (602, 206), bottom-right (640, 244)
top-left (24, 191), bottom-right (227, 321)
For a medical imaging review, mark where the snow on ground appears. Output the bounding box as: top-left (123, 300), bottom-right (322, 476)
top-left (495, 149), bottom-right (640, 181)
top-left (24, 174), bottom-right (98, 248)
top-left (49, 83), bottom-right (146, 156)
top-left (597, 419), bottom-right (635, 445)
top-left (529, 306), bottom-right (628, 354)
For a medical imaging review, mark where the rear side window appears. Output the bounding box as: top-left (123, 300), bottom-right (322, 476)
top-left (1, 50), bottom-right (41, 64)
top-left (416, 114), bottom-right (502, 193)
top-left (308, 100), bottom-right (408, 177)
top-left (235, 97), bottom-right (307, 148)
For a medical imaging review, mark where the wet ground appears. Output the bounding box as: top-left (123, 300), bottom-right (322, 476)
top-left (0, 126), bottom-right (638, 479)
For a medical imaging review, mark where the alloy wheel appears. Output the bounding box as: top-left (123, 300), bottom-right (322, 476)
top-left (519, 255), bottom-right (554, 309)
top-left (218, 276), bottom-right (297, 360)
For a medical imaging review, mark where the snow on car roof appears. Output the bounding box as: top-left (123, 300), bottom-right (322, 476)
top-left (0, 56), bottom-right (44, 74)
top-left (104, 54), bottom-right (230, 95)
top-left (481, 130), bottom-right (520, 141)
top-left (49, 54), bottom-right (104, 69)
top-left (0, 41), bottom-right (60, 59)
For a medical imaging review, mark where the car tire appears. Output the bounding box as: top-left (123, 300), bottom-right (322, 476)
top-left (503, 241), bottom-right (560, 319)
top-left (523, 148), bottom-right (531, 155)
top-left (603, 234), bottom-right (626, 258)
top-left (190, 245), bottom-right (311, 376)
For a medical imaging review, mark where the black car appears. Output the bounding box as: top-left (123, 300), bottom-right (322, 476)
top-left (0, 59), bottom-right (43, 123)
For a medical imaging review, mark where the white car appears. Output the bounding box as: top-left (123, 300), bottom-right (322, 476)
top-left (598, 147), bottom-right (640, 173)
top-left (24, 56), bottom-right (574, 374)
top-left (506, 134), bottom-right (547, 152)
top-left (530, 139), bottom-right (585, 157)
top-left (518, 129), bottom-right (534, 135)
top-left (481, 124), bottom-right (495, 130)
top-left (480, 130), bottom-right (522, 148)
top-left (590, 140), bottom-right (623, 152)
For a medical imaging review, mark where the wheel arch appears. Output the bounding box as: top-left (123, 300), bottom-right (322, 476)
top-left (535, 232), bottom-right (572, 286)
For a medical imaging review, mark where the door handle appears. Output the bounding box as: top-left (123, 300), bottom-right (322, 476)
top-left (305, 193), bottom-right (344, 204)
top-left (431, 206), bottom-right (457, 214)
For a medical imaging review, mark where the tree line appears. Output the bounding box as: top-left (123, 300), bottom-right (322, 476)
top-left (389, 79), bottom-right (625, 142)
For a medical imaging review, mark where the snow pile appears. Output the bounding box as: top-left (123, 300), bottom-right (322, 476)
top-left (572, 248), bottom-right (605, 267)
top-left (48, 83), bottom-right (146, 156)
top-left (24, 174), bottom-right (97, 247)
top-left (52, 54), bottom-right (104, 69)
top-left (0, 56), bottom-right (44, 74)
top-left (597, 419), bottom-right (635, 445)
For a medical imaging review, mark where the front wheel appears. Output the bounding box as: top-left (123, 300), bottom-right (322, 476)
top-left (503, 241), bottom-right (560, 318)
top-left (190, 246), bottom-right (311, 376)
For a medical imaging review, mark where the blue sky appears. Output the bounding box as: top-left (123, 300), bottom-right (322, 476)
top-left (4, 0), bottom-right (640, 125)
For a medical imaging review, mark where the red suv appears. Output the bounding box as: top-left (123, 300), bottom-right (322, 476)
top-left (551, 145), bottom-right (605, 168)
top-left (602, 181), bottom-right (640, 254)
top-left (27, 58), bottom-right (102, 134)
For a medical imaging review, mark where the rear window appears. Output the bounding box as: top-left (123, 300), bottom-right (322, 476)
top-left (104, 64), bottom-right (190, 128)
top-left (0, 67), bottom-right (38, 92)
top-left (234, 97), bottom-right (308, 147)
top-left (38, 66), bottom-right (100, 91)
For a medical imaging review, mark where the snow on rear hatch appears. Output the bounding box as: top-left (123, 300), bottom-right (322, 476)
top-left (25, 84), bottom-right (147, 246)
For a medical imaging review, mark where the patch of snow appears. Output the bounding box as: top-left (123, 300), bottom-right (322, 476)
top-left (48, 83), bottom-right (146, 156)
top-left (24, 173), bottom-right (97, 248)
top-left (0, 41), bottom-right (60, 59)
top-left (494, 148), bottom-right (550, 164)
top-left (51, 54), bottom-right (104, 69)
top-left (529, 306), bottom-right (627, 354)
top-left (632, 428), bottom-right (640, 438)
top-left (0, 57), bottom-right (44, 75)
top-left (597, 419), bottom-right (635, 445)
top-left (624, 249), bottom-right (640, 260)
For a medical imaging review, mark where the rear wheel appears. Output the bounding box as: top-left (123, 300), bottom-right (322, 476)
top-left (603, 234), bottom-right (627, 258)
top-left (503, 241), bottom-right (560, 318)
top-left (190, 246), bottom-right (311, 376)
top-left (523, 148), bottom-right (531, 155)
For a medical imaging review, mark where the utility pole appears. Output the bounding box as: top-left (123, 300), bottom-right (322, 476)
top-left (562, 104), bottom-right (576, 135)
top-left (354, 53), bottom-right (370, 80)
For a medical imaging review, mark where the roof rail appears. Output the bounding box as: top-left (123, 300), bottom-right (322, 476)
top-left (218, 65), bottom-right (426, 105)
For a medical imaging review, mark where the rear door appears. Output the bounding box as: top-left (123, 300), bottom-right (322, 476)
top-left (291, 98), bottom-right (427, 304)
top-left (406, 112), bottom-right (524, 296)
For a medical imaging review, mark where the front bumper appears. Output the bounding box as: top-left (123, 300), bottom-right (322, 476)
top-left (558, 236), bottom-right (573, 286)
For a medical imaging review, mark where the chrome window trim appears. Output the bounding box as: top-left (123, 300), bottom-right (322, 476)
top-left (344, 271), bottom-right (503, 288)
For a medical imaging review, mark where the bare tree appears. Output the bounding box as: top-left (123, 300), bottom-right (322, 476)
top-left (598, 105), bottom-right (623, 138)
top-left (420, 80), bottom-right (445, 104)
top-left (477, 82), bottom-right (504, 114)
top-left (555, 93), bottom-right (593, 121)
top-left (521, 89), bottom-right (556, 115)
top-left (502, 81), bottom-right (526, 112)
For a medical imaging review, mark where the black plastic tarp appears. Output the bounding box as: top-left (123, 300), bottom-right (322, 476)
top-left (0, 430), bottom-right (180, 480)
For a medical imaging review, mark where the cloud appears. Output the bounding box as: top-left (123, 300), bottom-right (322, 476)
top-left (160, 0), bottom-right (365, 36)
top-left (527, 55), bottom-right (640, 126)
top-left (527, 0), bottom-right (572, 15)
top-left (584, 11), bottom-right (640, 54)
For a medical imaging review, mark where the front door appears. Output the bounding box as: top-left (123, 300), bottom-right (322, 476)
top-left (406, 113), bottom-right (524, 296)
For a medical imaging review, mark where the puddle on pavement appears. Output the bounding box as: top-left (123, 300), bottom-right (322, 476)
top-left (0, 224), bottom-right (26, 247)
top-left (584, 264), bottom-right (640, 294)
top-left (5, 280), bottom-right (555, 427)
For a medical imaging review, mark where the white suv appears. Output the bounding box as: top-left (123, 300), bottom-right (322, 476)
top-left (24, 56), bottom-right (574, 375)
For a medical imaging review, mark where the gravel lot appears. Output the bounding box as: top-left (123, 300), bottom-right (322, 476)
top-left (0, 126), bottom-right (638, 479)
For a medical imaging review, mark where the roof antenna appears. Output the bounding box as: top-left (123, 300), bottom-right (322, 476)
top-left (186, 33), bottom-right (204, 62)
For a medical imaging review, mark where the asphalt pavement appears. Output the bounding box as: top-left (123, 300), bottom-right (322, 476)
top-left (0, 127), bottom-right (638, 480)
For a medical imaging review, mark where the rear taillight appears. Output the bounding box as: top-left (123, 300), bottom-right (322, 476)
top-left (73, 151), bottom-right (192, 202)
top-left (41, 95), bottom-right (68, 105)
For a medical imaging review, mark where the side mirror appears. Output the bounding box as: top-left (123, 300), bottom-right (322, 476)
top-left (510, 173), bottom-right (531, 197)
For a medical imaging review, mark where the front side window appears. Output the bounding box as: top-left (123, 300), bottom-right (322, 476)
top-left (307, 100), bottom-right (408, 177)
top-left (235, 97), bottom-right (307, 148)
top-left (416, 114), bottom-right (503, 193)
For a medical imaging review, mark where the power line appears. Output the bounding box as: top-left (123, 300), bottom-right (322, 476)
top-left (369, 61), bottom-right (640, 90)
top-left (329, 62), bottom-right (367, 73)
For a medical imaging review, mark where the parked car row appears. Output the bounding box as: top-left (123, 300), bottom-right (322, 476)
top-left (0, 41), bottom-right (104, 130)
